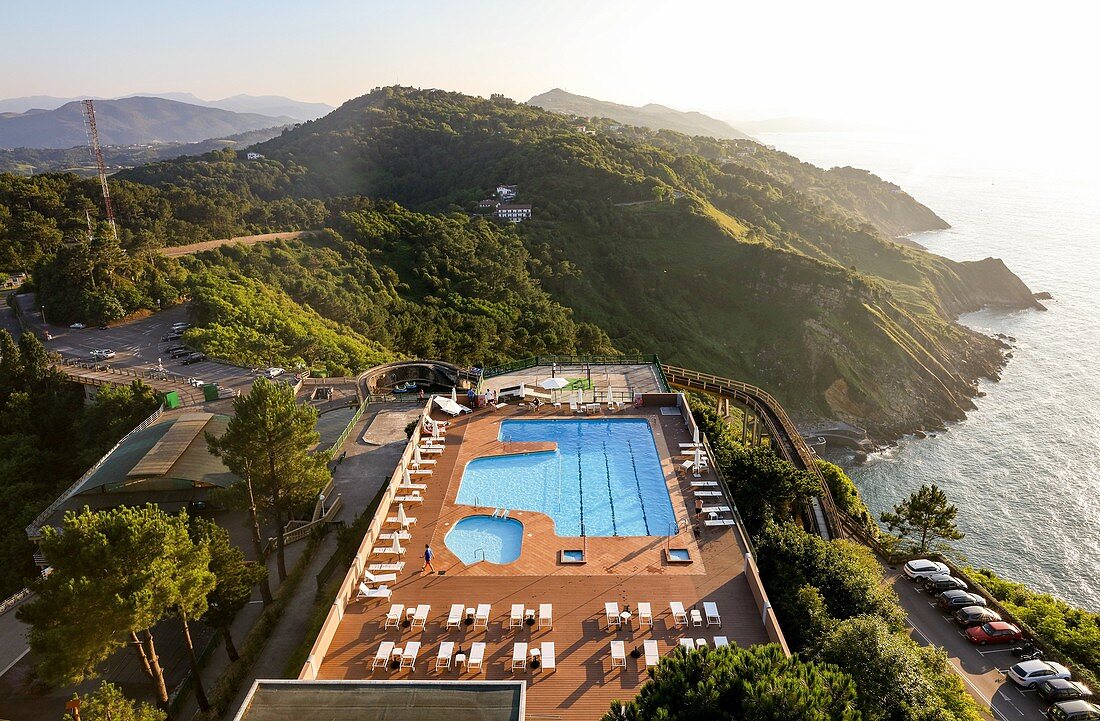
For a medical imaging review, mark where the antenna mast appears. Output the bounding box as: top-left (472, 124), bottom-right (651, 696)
top-left (80, 99), bottom-right (118, 240)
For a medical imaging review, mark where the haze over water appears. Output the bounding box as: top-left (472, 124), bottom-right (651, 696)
top-left (761, 130), bottom-right (1100, 610)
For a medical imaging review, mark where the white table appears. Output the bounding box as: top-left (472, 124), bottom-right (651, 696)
top-left (455, 653), bottom-right (467, 668)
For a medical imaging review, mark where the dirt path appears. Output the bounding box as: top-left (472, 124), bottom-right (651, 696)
top-left (160, 230), bottom-right (317, 257)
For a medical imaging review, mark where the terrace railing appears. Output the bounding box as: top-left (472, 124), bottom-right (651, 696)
top-left (480, 354), bottom-right (666, 380)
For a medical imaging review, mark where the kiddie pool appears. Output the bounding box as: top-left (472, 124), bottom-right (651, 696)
top-left (445, 515), bottom-right (524, 565)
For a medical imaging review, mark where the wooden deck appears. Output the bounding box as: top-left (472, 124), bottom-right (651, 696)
top-left (318, 403), bottom-right (768, 720)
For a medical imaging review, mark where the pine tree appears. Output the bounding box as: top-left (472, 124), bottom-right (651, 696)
top-left (190, 518), bottom-right (267, 661)
top-left (880, 483), bottom-right (964, 554)
top-left (67, 682), bottom-right (166, 721)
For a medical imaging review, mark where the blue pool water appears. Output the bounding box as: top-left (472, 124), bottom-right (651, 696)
top-left (456, 418), bottom-right (677, 537)
top-left (445, 515), bottom-right (524, 564)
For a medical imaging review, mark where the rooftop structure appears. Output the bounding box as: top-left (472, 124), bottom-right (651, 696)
top-left (493, 204), bottom-right (531, 223)
top-left (286, 361), bottom-right (784, 720)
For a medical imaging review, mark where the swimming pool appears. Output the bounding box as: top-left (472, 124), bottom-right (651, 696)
top-left (445, 515), bottom-right (524, 564)
top-left (456, 418), bottom-right (677, 537)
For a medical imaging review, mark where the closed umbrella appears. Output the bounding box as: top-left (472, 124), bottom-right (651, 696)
top-left (693, 446), bottom-right (703, 468)
top-left (575, 389), bottom-right (582, 406)
top-left (692, 427), bottom-right (700, 445)
top-left (397, 503), bottom-right (409, 529)
top-left (413, 445), bottom-right (423, 464)
top-left (606, 387), bottom-right (614, 404)
top-left (403, 467), bottom-right (413, 487)
top-left (391, 531), bottom-right (403, 554)
top-left (451, 386), bottom-right (457, 403)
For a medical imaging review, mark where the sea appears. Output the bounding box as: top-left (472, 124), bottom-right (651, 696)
top-left (758, 130), bottom-right (1100, 611)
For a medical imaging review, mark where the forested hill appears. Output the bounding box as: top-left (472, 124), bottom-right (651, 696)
top-left (7, 87), bottom-right (1040, 438)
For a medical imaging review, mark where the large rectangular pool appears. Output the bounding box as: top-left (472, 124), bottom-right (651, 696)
top-left (455, 418), bottom-right (677, 537)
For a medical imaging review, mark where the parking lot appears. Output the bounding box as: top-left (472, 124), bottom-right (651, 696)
top-left (889, 569), bottom-right (1051, 721)
top-left (41, 304), bottom-right (256, 396)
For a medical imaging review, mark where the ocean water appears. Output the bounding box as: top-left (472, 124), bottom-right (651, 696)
top-left (455, 418), bottom-right (677, 537)
top-left (759, 131), bottom-right (1100, 610)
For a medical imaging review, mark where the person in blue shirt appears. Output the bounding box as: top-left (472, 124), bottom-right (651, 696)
top-left (423, 544), bottom-right (436, 574)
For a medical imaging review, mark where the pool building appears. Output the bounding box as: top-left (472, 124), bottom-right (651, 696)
top-left (258, 362), bottom-right (785, 721)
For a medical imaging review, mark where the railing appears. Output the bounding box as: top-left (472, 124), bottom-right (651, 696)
top-left (0, 585), bottom-right (35, 616)
top-left (26, 404), bottom-right (165, 540)
top-left (481, 354), bottom-right (663, 379)
top-left (661, 364), bottom-right (842, 541)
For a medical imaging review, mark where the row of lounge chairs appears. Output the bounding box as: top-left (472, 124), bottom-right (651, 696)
top-left (603, 601), bottom-right (721, 629)
top-left (371, 639), bottom-right (557, 673)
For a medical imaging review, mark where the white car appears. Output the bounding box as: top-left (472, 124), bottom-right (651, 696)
top-left (1007, 659), bottom-right (1071, 688)
top-left (69, 322), bottom-right (86, 329)
top-left (265, 367), bottom-right (285, 378)
top-left (90, 349), bottom-right (116, 359)
top-left (171, 322), bottom-right (190, 331)
top-left (903, 559), bottom-right (950, 580)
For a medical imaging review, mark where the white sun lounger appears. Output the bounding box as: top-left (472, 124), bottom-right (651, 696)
top-left (401, 641), bottom-right (420, 668)
top-left (387, 513), bottom-right (418, 525)
top-left (610, 640), bottom-right (626, 668)
top-left (509, 604), bottom-right (524, 629)
top-left (397, 482), bottom-right (428, 491)
top-left (378, 531), bottom-right (412, 541)
top-left (370, 562), bottom-right (405, 572)
top-left (679, 638), bottom-right (696, 652)
top-left (670, 601), bottom-right (688, 627)
top-left (569, 401), bottom-right (581, 414)
top-left (364, 570), bottom-right (397, 584)
top-left (702, 506), bottom-right (731, 514)
top-left (644, 639), bottom-right (659, 667)
top-left (446, 603), bottom-right (464, 629)
top-left (690, 481), bottom-right (718, 487)
top-left (417, 445), bottom-right (444, 454)
top-left (704, 601), bottom-right (721, 626)
top-left (372, 544), bottom-right (405, 555)
top-left (393, 493), bottom-right (423, 503)
top-left (474, 603), bottom-right (491, 628)
top-left (714, 636), bottom-right (729, 647)
top-left (636, 602), bottom-right (652, 628)
top-left (704, 519), bottom-right (737, 527)
top-left (678, 442), bottom-right (704, 449)
top-left (541, 641), bottom-right (555, 671)
top-left (436, 640), bottom-right (454, 670)
top-left (605, 602), bottom-right (621, 629)
top-left (468, 642), bottom-right (486, 672)
top-left (538, 603), bottom-right (552, 629)
top-left (512, 642), bottom-right (528, 670)
top-left (411, 604), bottom-right (430, 629)
top-left (410, 459), bottom-right (437, 466)
top-left (694, 491), bottom-right (722, 497)
top-left (385, 604), bottom-right (403, 629)
top-left (408, 469), bottom-right (432, 477)
top-left (372, 641), bottom-right (395, 670)
top-left (356, 582), bottom-right (391, 600)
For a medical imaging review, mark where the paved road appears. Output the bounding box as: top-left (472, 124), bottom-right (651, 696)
top-left (888, 569), bottom-right (1049, 721)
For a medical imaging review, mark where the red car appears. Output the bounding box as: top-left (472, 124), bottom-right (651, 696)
top-left (965, 621), bottom-right (1023, 645)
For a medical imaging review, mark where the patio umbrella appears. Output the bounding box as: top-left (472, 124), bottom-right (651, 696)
top-left (414, 445), bottom-right (423, 464)
top-left (607, 387), bottom-right (614, 403)
top-left (397, 503), bottom-right (409, 529)
top-left (391, 531), bottom-right (403, 554)
top-left (403, 467), bottom-right (413, 487)
top-left (693, 427), bottom-right (700, 444)
top-left (575, 389), bottom-right (582, 405)
top-left (539, 377), bottom-right (568, 390)
top-left (693, 446), bottom-right (703, 467)
top-left (451, 386), bottom-right (458, 403)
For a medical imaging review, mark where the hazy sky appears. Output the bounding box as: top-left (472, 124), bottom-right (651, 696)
top-left (3, 0), bottom-right (1095, 136)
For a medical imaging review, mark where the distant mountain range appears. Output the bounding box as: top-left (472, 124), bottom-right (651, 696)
top-left (0, 93), bottom-right (333, 122)
top-left (528, 88), bottom-right (752, 140)
top-left (0, 97), bottom-right (297, 149)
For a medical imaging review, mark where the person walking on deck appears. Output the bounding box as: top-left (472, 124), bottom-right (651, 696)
top-left (423, 544), bottom-right (436, 573)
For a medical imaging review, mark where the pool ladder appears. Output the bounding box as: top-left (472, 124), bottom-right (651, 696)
top-left (491, 508), bottom-right (510, 519)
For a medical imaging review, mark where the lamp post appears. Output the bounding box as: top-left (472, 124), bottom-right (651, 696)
top-left (41, 305), bottom-right (46, 325)
top-left (319, 493), bottom-right (326, 516)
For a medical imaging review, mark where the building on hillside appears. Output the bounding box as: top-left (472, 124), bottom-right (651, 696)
top-left (477, 198), bottom-right (500, 212)
top-left (494, 204), bottom-right (532, 223)
top-left (496, 185), bottom-right (518, 202)
top-left (26, 411), bottom-right (238, 550)
top-left (247, 152), bottom-right (265, 160)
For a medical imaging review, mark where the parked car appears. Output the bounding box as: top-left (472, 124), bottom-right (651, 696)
top-left (937, 590), bottom-right (988, 610)
top-left (165, 345), bottom-right (187, 353)
top-left (1047, 700), bottom-right (1100, 721)
top-left (1039, 679), bottom-right (1094, 703)
top-left (903, 559), bottom-right (950, 580)
top-left (90, 349), bottom-right (116, 359)
top-left (163, 332), bottom-right (181, 341)
top-left (179, 353), bottom-right (206, 366)
top-left (265, 367), bottom-right (285, 378)
top-left (186, 377), bottom-right (205, 388)
top-left (1008, 659), bottom-right (1072, 688)
top-left (171, 322), bottom-right (190, 330)
top-left (170, 348), bottom-right (193, 359)
top-left (954, 606), bottom-right (1002, 628)
top-left (965, 621), bottom-right (1023, 645)
top-left (69, 323), bottom-right (86, 329)
top-left (924, 574), bottom-right (968, 594)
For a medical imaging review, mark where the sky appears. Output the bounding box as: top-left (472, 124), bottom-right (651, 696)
top-left (2, 0), bottom-right (1097, 140)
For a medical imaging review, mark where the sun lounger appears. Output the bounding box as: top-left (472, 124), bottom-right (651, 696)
top-left (356, 582), bottom-right (391, 600)
top-left (397, 482), bottom-right (428, 490)
top-left (694, 490), bottom-right (722, 497)
top-left (385, 604), bottom-right (403, 629)
top-left (644, 639), bottom-right (659, 667)
top-left (393, 493), bottom-right (423, 503)
top-left (701, 506), bottom-right (731, 514)
top-left (690, 481), bottom-right (718, 487)
top-left (364, 570), bottom-right (397, 584)
top-left (679, 442), bottom-right (703, 449)
top-left (372, 641), bottom-right (395, 670)
top-left (670, 601), bottom-right (688, 627)
top-left (679, 638), bottom-right (696, 652)
top-left (436, 641), bottom-right (454, 670)
top-left (411, 604), bottom-right (430, 629)
top-left (512, 642), bottom-right (528, 670)
top-left (401, 641), bottom-right (420, 668)
top-left (610, 640), bottom-right (626, 668)
top-left (538, 603), bottom-right (552, 629)
top-left (509, 604), bottom-right (524, 629)
top-left (636, 602), bottom-right (652, 628)
top-left (468, 642), bottom-right (486, 672)
top-left (408, 469), bottom-right (432, 476)
top-left (474, 603), bottom-right (491, 628)
top-left (369, 562), bottom-right (405, 572)
top-left (446, 603), bottom-right (464, 629)
top-left (410, 459), bottom-right (437, 466)
top-left (704, 601), bottom-right (721, 626)
top-left (704, 519), bottom-right (737, 527)
top-left (372, 544), bottom-right (405, 555)
top-left (690, 608), bottom-right (703, 627)
top-left (540, 641), bottom-right (556, 671)
top-left (386, 514), bottom-right (418, 526)
top-left (378, 531), bottom-right (412, 541)
top-left (605, 602), bottom-right (621, 629)
top-left (714, 636), bottom-right (729, 647)
top-left (695, 638), bottom-right (708, 648)
top-left (416, 445), bottom-right (444, 454)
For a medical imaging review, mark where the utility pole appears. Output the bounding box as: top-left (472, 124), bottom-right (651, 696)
top-left (80, 99), bottom-right (118, 241)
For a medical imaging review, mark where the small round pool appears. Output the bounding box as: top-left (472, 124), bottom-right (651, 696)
top-left (445, 515), bottom-right (524, 565)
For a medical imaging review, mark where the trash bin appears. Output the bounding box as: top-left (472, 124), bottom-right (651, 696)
top-left (203, 384), bottom-right (220, 402)
top-left (162, 391), bottom-right (181, 409)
